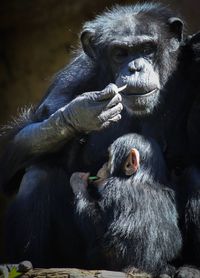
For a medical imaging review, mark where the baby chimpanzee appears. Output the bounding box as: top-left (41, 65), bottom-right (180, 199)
top-left (70, 134), bottom-right (182, 277)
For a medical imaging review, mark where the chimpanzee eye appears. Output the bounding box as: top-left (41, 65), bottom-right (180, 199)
top-left (141, 42), bottom-right (157, 56)
top-left (112, 47), bottom-right (129, 63)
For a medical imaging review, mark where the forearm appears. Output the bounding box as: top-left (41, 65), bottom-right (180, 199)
top-left (15, 82), bottom-right (122, 155)
top-left (14, 107), bottom-right (76, 155)
top-left (0, 108), bottom-right (77, 192)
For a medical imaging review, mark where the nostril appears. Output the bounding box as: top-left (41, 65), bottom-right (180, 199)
top-left (128, 66), bottom-right (136, 73)
top-left (128, 61), bottom-right (143, 73)
top-left (128, 61), bottom-right (135, 73)
top-left (128, 64), bottom-right (137, 73)
top-left (137, 66), bottom-right (142, 72)
top-left (128, 66), bottom-right (142, 73)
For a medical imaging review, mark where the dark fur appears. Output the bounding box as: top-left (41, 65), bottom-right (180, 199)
top-left (175, 166), bottom-right (200, 269)
top-left (72, 134), bottom-right (182, 276)
top-left (0, 2), bottom-right (199, 270)
top-left (5, 165), bottom-right (86, 267)
top-left (175, 33), bottom-right (200, 270)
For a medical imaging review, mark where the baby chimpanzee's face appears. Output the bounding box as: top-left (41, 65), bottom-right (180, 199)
top-left (96, 162), bottom-right (110, 181)
top-left (94, 147), bottom-right (140, 184)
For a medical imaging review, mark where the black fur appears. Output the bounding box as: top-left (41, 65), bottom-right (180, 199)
top-left (71, 134), bottom-right (182, 276)
top-left (0, 2), bottom-right (199, 271)
top-left (175, 33), bottom-right (200, 271)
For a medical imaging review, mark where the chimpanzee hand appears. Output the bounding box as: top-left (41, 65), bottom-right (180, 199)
top-left (70, 172), bottom-right (90, 195)
top-left (13, 84), bottom-right (122, 155)
top-left (61, 83), bottom-right (123, 132)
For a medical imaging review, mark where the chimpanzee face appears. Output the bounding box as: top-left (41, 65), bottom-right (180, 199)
top-left (108, 21), bottom-right (161, 115)
top-left (81, 5), bottom-right (183, 116)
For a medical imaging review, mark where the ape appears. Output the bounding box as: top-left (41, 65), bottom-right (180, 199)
top-left (176, 167), bottom-right (200, 268)
top-left (70, 133), bottom-right (182, 277)
top-left (0, 1), bottom-right (199, 272)
top-left (174, 32), bottom-right (200, 271)
top-left (5, 165), bottom-right (86, 267)
top-left (182, 31), bottom-right (200, 160)
top-left (0, 3), bottom-right (187, 192)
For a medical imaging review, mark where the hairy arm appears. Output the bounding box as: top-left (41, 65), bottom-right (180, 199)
top-left (0, 54), bottom-right (122, 193)
top-left (70, 172), bottom-right (104, 232)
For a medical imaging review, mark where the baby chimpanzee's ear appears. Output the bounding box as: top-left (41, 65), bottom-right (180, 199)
top-left (123, 148), bottom-right (140, 176)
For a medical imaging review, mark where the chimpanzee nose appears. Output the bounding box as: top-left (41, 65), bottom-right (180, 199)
top-left (128, 59), bottom-right (144, 73)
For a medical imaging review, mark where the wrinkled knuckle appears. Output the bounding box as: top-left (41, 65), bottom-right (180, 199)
top-left (81, 91), bottom-right (89, 97)
top-left (117, 103), bottom-right (123, 111)
top-left (106, 83), bottom-right (118, 94)
top-left (109, 83), bottom-right (118, 91)
top-left (77, 94), bottom-right (86, 101)
top-left (97, 115), bottom-right (103, 123)
top-left (82, 92), bottom-right (94, 101)
top-left (112, 114), bottom-right (121, 122)
top-left (101, 121), bottom-right (110, 129)
top-left (115, 93), bottom-right (122, 102)
top-left (98, 114), bottom-right (105, 124)
top-left (90, 92), bottom-right (99, 101)
top-left (116, 114), bottom-right (122, 120)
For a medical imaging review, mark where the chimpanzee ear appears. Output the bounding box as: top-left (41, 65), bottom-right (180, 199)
top-left (123, 148), bottom-right (140, 176)
top-left (168, 17), bottom-right (184, 41)
top-left (189, 31), bottom-right (200, 45)
top-left (80, 30), bottom-right (96, 59)
top-left (168, 17), bottom-right (184, 52)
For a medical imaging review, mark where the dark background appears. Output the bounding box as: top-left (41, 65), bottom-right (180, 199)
top-left (0, 0), bottom-right (200, 125)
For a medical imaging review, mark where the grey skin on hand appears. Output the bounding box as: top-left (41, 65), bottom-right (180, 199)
top-left (70, 172), bottom-right (90, 195)
top-left (14, 84), bottom-right (123, 154)
top-left (62, 83), bottom-right (123, 133)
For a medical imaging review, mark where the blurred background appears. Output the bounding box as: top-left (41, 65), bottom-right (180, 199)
top-left (0, 0), bottom-right (200, 125)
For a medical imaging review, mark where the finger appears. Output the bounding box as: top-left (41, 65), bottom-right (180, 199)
top-left (70, 173), bottom-right (80, 185)
top-left (118, 84), bottom-right (127, 92)
top-left (70, 172), bottom-right (88, 181)
top-left (99, 103), bottom-right (123, 122)
top-left (101, 114), bottom-right (122, 129)
top-left (106, 93), bottom-right (122, 108)
top-left (97, 83), bottom-right (118, 101)
top-left (70, 172), bottom-right (80, 179)
top-left (79, 172), bottom-right (90, 181)
top-left (108, 114), bottom-right (122, 123)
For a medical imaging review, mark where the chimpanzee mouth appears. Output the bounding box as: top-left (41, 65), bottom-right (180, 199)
top-left (121, 88), bottom-right (159, 97)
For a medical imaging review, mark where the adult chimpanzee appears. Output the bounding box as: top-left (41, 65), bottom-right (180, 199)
top-left (174, 32), bottom-right (200, 272)
top-left (0, 1), bottom-right (199, 275)
top-left (70, 133), bottom-right (182, 277)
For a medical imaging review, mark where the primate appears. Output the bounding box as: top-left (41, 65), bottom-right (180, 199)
top-left (173, 32), bottom-right (200, 272)
top-left (176, 167), bottom-right (200, 268)
top-left (70, 133), bottom-right (182, 277)
top-left (0, 2), bottom-right (199, 274)
top-left (0, 3), bottom-right (187, 193)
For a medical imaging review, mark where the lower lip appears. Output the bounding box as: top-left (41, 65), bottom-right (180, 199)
top-left (122, 88), bottom-right (158, 97)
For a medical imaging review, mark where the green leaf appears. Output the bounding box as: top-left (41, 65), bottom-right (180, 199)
top-left (88, 176), bottom-right (99, 180)
top-left (8, 267), bottom-right (21, 278)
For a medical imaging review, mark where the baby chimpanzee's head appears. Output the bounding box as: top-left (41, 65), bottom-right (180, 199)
top-left (96, 133), bottom-right (168, 185)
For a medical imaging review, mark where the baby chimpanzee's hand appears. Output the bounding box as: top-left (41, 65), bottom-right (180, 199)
top-left (70, 172), bottom-right (90, 195)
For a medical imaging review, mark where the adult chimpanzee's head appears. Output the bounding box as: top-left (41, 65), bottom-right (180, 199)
top-left (80, 3), bottom-right (184, 115)
top-left (96, 133), bottom-right (168, 185)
